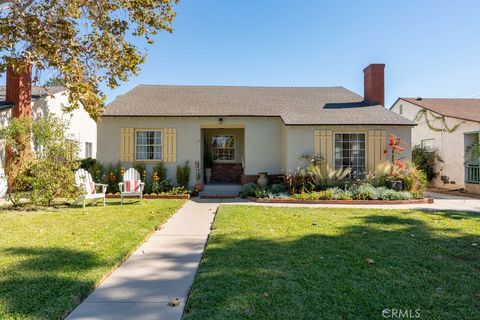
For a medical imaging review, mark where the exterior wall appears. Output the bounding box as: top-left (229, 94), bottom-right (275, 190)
top-left (97, 116), bottom-right (285, 187)
top-left (284, 125), bottom-right (412, 173)
top-left (98, 115), bottom-right (412, 188)
top-left (0, 91), bottom-right (97, 170)
top-left (391, 99), bottom-right (480, 190)
top-left (32, 91), bottom-right (97, 159)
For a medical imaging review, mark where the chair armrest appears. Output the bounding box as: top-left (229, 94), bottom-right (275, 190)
top-left (95, 183), bottom-right (108, 194)
top-left (118, 182), bottom-right (124, 192)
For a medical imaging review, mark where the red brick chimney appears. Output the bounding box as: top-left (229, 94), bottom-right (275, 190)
top-left (5, 62), bottom-right (32, 117)
top-left (363, 63), bottom-right (385, 106)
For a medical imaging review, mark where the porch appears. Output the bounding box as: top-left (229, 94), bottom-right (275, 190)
top-left (464, 131), bottom-right (480, 193)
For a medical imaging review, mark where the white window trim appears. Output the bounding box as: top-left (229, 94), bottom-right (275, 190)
top-left (135, 129), bottom-right (163, 162)
top-left (212, 133), bottom-right (236, 163)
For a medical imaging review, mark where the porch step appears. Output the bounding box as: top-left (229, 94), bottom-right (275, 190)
top-left (200, 184), bottom-right (242, 197)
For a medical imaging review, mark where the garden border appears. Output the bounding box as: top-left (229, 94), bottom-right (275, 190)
top-left (249, 197), bottom-right (434, 205)
top-left (106, 194), bottom-right (190, 200)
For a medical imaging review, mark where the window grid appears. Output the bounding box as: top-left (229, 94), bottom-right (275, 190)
top-left (212, 135), bottom-right (235, 161)
top-left (136, 130), bottom-right (162, 161)
top-left (421, 139), bottom-right (435, 151)
top-left (334, 133), bottom-right (366, 174)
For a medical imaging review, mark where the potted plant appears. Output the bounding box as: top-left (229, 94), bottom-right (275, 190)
top-left (257, 172), bottom-right (269, 187)
top-left (204, 146), bottom-right (213, 183)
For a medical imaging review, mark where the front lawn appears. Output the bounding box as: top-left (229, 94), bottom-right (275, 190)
top-left (185, 206), bottom-right (480, 319)
top-left (0, 199), bottom-right (184, 320)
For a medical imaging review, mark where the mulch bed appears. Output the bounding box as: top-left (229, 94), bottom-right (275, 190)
top-left (106, 194), bottom-right (190, 200)
top-left (249, 197), bottom-right (434, 205)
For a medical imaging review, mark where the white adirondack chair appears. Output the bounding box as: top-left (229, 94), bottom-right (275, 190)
top-left (0, 168), bottom-right (7, 199)
top-left (73, 168), bottom-right (107, 208)
top-left (119, 168), bottom-right (145, 204)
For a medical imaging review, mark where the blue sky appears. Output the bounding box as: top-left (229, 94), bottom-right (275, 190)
top-left (25, 1), bottom-right (480, 107)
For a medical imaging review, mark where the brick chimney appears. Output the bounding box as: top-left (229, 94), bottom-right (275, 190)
top-left (363, 63), bottom-right (385, 106)
top-left (5, 62), bottom-right (32, 117)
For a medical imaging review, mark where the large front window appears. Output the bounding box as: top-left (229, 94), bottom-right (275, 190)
top-left (136, 130), bottom-right (162, 161)
top-left (212, 135), bottom-right (235, 161)
top-left (334, 133), bottom-right (366, 174)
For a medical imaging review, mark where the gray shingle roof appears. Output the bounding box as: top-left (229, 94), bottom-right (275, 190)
top-left (103, 85), bottom-right (415, 126)
top-left (0, 86), bottom-right (65, 110)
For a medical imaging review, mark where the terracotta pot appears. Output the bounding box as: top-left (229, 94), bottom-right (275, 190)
top-left (205, 168), bottom-right (212, 183)
top-left (257, 172), bottom-right (269, 187)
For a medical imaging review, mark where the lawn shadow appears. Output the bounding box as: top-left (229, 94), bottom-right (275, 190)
top-left (0, 247), bottom-right (105, 319)
top-left (184, 211), bottom-right (480, 319)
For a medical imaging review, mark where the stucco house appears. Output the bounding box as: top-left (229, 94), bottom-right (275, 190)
top-left (97, 64), bottom-right (414, 187)
top-left (391, 97), bottom-right (480, 193)
top-left (0, 66), bottom-right (97, 170)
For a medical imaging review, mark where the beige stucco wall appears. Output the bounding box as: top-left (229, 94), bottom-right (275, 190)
top-left (391, 99), bottom-right (480, 190)
top-left (284, 125), bottom-right (412, 173)
top-left (97, 116), bottom-right (286, 186)
top-left (0, 91), bottom-right (97, 170)
top-left (97, 115), bottom-right (412, 187)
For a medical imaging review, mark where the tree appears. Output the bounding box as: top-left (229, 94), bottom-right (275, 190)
top-left (43, 77), bottom-right (66, 87)
top-left (0, 0), bottom-right (178, 119)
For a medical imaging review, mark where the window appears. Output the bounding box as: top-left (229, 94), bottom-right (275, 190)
top-left (135, 130), bottom-right (162, 161)
top-left (334, 133), bottom-right (366, 174)
top-left (85, 142), bottom-right (93, 158)
top-left (421, 139), bottom-right (435, 151)
top-left (212, 135), bottom-right (235, 161)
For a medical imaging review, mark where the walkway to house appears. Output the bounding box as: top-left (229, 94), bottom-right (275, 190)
top-left (66, 192), bottom-right (480, 319)
top-left (67, 199), bottom-right (221, 320)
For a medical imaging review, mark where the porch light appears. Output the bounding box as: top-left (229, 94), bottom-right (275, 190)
top-left (218, 118), bottom-right (223, 124)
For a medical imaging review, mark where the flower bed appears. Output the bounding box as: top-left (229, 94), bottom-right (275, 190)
top-left (249, 197), bottom-right (434, 205)
top-left (106, 193), bottom-right (190, 199)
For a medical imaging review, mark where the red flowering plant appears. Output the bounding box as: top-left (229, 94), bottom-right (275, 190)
top-left (385, 134), bottom-right (407, 177)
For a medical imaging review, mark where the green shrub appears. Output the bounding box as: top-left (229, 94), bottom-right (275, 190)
top-left (240, 183), bottom-right (258, 198)
top-left (153, 163), bottom-right (167, 181)
top-left (270, 183), bottom-right (286, 194)
top-left (351, 183), bottom-right (379, 200)
top-left (255, 187), bottom-right (269, 198)
top-left (412, 145), bottom-right (442, 182)
top-left (152, 179), bottom-right (173, 194)
top-left (176, 161), bottom-right (190, 188)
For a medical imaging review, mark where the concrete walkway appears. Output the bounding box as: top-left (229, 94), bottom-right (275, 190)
top-left (67, 200), bottom-right (221, 320)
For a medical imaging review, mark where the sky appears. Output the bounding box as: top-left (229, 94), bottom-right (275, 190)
top-left (13, 0), bottom-right (480, 107)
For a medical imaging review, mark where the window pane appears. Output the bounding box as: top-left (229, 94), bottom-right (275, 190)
top-left (136, 130), bottom-right (162, 160)
top-left (212, 135), bottom-right (235, 161)
top-left (334, 133), bottom-right (366, 173)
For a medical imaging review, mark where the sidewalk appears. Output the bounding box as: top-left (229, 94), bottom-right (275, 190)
top-left (67, 199), bottom-right (220, 320)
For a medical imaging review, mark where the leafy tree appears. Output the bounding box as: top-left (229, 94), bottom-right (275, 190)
top-left (0, 0), bottom-right (178, 119)
top-left (43, 77), bottom-right (66, 87)
top-left (30, 116), bottom-right (79, 205)
top-left (0, 116), bottom-right (35, 205)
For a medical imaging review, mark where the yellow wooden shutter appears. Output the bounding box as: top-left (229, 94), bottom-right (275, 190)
top-left (120, 128), bottom-right (134, 162)
top-left (367, 129), bottom-right (387, 171)
top-left (163, 128), bottom-right (177, 163)
top-left (314, 129), bottom-right (333, 170)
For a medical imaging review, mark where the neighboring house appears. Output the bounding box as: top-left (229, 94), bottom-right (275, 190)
top-left (391, 97), bottom-right (480, 193)
top-left (98, 64), bottom-right (414, 187)
top-left (0, 66), bottom-right (97, 170)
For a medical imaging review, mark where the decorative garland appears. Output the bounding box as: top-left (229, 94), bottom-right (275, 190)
top-left (414, 108), bottom-right (463, 133)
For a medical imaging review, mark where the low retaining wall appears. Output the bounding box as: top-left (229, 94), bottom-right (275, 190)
top-left (106, 194), bottom-right (190, 200)
top-left (250, 197), bottom-right (434, 205)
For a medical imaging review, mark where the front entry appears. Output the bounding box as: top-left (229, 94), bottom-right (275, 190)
top-left (203, 128), bottom-right (244, 184)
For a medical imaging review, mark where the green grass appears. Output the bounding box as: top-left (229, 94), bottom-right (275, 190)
top-left (0, 199), bottom-right (184, 320)
top-left (185, 206), bottom-right (480, 319)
